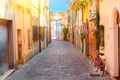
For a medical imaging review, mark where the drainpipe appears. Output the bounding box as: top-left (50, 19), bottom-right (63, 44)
top-left (38, 0), bottom-right (41, 52)
top-left (13, 12), bottom-right (16, 69)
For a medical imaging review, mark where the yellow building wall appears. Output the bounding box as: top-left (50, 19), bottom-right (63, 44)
top-left (0, 0), bottom-right (14, 20)
top-left (30, 0), bottom-right (39, 44)
top-left (83, 4), bottom-right (89, 23)
top-left (40, 0), bottom-right (49, 49)
top-left (14, 0), bottom-right (24, 64)
top-left (82, 4), bottom-right (90, 56)
top-left (61, 13), bottom-right (65, 40)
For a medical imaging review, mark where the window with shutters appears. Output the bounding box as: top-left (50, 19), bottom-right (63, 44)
top-left (100, 26), bottom-right (104, 49)
top-left (28, 29), bottom-right (31, 48)
top-left (33, 25), bottom-right (39, 41)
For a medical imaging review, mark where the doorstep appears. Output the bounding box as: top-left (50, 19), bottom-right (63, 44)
top-left (0, 69), bottom-right (15, 80)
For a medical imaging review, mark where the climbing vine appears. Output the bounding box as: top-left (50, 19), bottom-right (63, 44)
top-left (93, 13), bottom-right (104, 52)
top-left (71, 0), bottom-right (92, 10)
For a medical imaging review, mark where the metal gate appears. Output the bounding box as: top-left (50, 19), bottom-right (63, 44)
top-left (0, 26), bottom-right (8, 75)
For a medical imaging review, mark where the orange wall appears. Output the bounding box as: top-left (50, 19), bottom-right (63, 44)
top-left (14, 0), bottom-right (39, 65)
top-left (23, 14), bottom-right (30, 54)
top-left (14, 10), bottom-right (24, 61)
top-left (89, 21), bottom-right (97, 57)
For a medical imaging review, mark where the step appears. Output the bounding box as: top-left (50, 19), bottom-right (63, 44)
top-left (0, 69), bottom-right (15, 80)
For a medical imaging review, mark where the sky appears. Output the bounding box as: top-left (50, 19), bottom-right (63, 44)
top-left (50, 0), bottom-right (70, 13)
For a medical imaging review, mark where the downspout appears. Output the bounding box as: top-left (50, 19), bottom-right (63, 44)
top-left (13, 0), bottom-right (16, 69)
top-left (38, 0), bottom-right (41, 52)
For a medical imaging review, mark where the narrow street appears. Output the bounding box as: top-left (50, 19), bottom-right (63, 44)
top-left (7, 40), bottom-right (102, 80)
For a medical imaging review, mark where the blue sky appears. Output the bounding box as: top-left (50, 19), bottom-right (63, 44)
top-left (50, 0), bottom-right (70, 13)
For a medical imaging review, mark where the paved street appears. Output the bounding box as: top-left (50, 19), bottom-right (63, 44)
top-left (7, 40), bottom-right (103, 80)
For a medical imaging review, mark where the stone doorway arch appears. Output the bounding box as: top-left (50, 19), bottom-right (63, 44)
top-left (114, 10), bottom-right (120, 77)
top-left (110, 8), bottom-right (120, 77)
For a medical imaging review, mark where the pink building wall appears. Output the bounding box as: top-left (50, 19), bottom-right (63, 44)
top-left (99, 0), bottom-right (120, 77)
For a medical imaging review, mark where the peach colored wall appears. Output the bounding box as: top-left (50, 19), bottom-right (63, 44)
top-left (15, 10), bottom-right (31, 65)
top-left (0, 0), bottom-right (15, 68)
top-left (14, 10), bottom-right (24, 63)
top-left (23, 14), bottom-right (30, 55)
top-left (99, 0), bottom-right (120, 76)
top-left (0, 0), bottom-right (14, 20)
top-left (7, 21), bottom-right (14, 68)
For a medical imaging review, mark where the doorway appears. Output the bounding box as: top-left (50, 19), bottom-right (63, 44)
top-left (0, 25), bottom-right (9, 75)
top-left (113, 9), bottom-right (120, 79)
top-left (118, 13), bottom-right (120, 76)
top-left (17, 29), bottom-right (23, 65)
top-left (114, 10), bottom-right (120, 77)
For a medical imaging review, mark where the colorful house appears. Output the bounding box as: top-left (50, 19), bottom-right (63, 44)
top-left (14, 0), bottom-right (40, 67)
top-left (40, 0), bottom-right (50, 50)
top-left (0, 0), bottom-right (50, 78)
top-left (99, 0), bottom-right (120, 77)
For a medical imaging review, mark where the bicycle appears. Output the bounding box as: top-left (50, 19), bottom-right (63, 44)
top-left (94, 53), bottom-right (106, 76)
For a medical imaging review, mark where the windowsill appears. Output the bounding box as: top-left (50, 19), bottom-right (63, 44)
top-left (99, 46), bottom-right (105, 54)
top-left (100, 46), bottom-right (105, 50)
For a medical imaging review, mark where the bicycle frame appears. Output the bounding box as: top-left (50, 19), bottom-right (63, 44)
top-left (94, 54), bottom-right (105, 76)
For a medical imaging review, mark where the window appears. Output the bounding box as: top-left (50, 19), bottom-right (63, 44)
top-left (40, 27), bottom-right (45, 40)
top-left (33, 25), bottom-right (39, 41)
top-left (28, 29), bottom-right (31, 48)
top-left (100, 25), bottom-right (104, 48)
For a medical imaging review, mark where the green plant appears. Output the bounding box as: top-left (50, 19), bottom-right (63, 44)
top-left (62, 27), bottom-right (68, 40)
top-left (71, 0), bottom-right (92, 10)
top-left (80, 33), bottom-right (85, 40)
top-left (98, 25), bottom-right (104, 31)
top-left (93, 13), bottom-right (104, 51)
top-left (79, 0), bottom-right (92, 9)
top-left (92, 25), bottom-right (104, 35)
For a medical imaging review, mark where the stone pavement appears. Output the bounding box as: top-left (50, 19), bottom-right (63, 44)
top-left (7, 40), bottom-right (107, 80)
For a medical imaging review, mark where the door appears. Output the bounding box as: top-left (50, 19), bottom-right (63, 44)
top-left (119, 26), bottom-right (120, 75)
top-left (117, 13), bottom-right (120, 75)
top-left (17, 29), bottom-right (22, 64)
top-left (0, 25), bottom-right (8, 75)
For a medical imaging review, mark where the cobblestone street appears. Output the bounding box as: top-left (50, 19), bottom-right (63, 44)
top-left (7, 40), bottom-right (103, 80)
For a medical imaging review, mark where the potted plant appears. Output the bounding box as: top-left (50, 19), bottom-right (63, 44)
top-left (80, 32), bottom-right (85, 40)
top-left (62, 27), bottom-right (68, 40)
